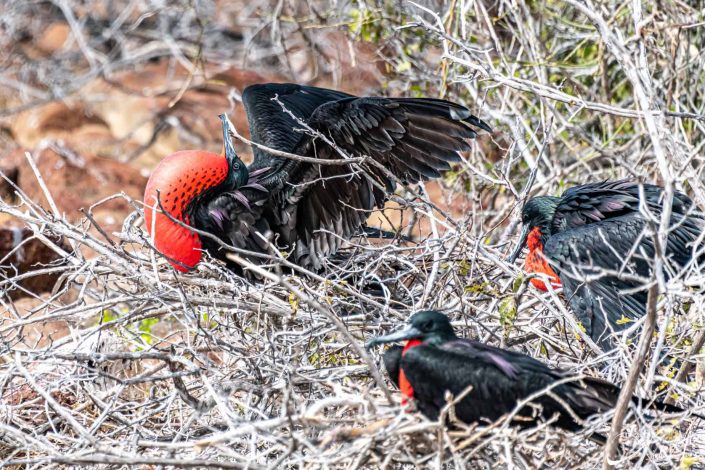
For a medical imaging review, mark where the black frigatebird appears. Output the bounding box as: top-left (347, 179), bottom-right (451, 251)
top-left (143, 83), bottom-right (491, 272)
top-left (367, 311), bottom-right (697, 438)
top-left (508, 180), bottom-right (704, 350)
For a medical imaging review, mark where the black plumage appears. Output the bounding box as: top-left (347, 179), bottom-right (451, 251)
top-left (509, 180), bottom-right (704, 350)
top-left (191, 83), bottom-right (491, 270)
top-left (368, 311), bottom-right (693, 437)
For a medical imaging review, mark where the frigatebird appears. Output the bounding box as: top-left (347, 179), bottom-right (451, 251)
top-left (367, 310), bottom-right (695, 438)
top-left (143, 83), bottom-right (491, 272)
top-left (508, 180), bottom-right (704, 350)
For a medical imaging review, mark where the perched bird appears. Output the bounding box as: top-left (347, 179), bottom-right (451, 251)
top-left (367, 310), bottom-right (692, 439)
top-left (508, 180), bottom-right (704, 350)
top-left (143, 83), bottom-right (491, 272)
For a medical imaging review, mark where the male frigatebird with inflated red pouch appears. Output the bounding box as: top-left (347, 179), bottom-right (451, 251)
top-left (144, 83), bottom-right (491, 273)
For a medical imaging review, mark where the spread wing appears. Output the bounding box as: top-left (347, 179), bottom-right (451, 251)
top-left (263, 95), bottom-right (491, 269)
top-left (242, 83), bottom-right (353, 171)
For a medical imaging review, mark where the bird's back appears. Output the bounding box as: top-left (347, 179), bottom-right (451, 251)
top-left (552, 180), bottom-right (702, 247)
top-left (400, 340), bottom-right (613, 430)
top-left (544, 180), bottom-right (704, 347)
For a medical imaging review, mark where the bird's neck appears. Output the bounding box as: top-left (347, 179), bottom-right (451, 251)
top-left (525, 227), bottom-right (561, 291)
top-left (526, 226), bottom-right (548, 250)
top-left (423, 333), bottom-right (456, 347)
top-left (399, 339), bottom-right (423, 406)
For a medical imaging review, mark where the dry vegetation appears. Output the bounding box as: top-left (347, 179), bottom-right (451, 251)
top-left (0, 0), bottom-right (704, 468)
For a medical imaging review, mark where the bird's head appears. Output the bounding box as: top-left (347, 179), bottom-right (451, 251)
top-left (508, 196), bottom-right (561, 263)
top-left (143, 113), bottom-right (249, 272)
top-left (366, 310), bottom-right (457, 349)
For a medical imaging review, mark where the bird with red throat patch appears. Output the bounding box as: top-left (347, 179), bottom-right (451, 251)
top-left (508, 180), bottom-right (704, 350)
top-left (143, 83), bottom-right (492, 274)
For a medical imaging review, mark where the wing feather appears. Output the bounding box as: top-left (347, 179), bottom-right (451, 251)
top-left (401, 342), bottom-right (615, 429)
top-left (242, 85), bottom-right (490, 269)
top-left (276, 95), bottom-right (489, 268)
top-left (545, 215), bottom-right (653, 347)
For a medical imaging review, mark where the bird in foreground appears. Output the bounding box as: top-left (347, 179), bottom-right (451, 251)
top-left (508, 180), bottom-right (704, 350)
top-left (367, 311), bottom-right (694, 441)
top-left (143, 83), bottom-right (491, 272)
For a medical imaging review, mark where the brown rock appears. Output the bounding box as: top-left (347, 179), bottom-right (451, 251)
top-left (10, 101), bottom-right (110, 150)
top-left (82, 61), bottom-right (284, 169)
top-left (2, 146), bottom-right (147, 232)
top-left (35, 21), bottom-right (71, 55)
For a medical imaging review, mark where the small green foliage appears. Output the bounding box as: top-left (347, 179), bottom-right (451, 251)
top-left (307, 339), bottom-right (361, 368)
top-left (458, 259), bottom-right (471, 277)
top-left (409, 84), bottom-right (425, 98)
top-left (288, 291), bottom-right (299, 316)
top-left (463, 281), bottom-right (498, 296)
top-left (396, 60), bottom-right (411, 73)
top-left (658, 425), bottom-right (680, 442)
top-left (347, 7), bottom-right (385, 43)
top-left (512, 274), bottom-right (523, 293)
top-left (499, 297), bottom-right (517, 335)
top-left (680, 456), bottom-right (701, 470)
top-left (200, 312), bottom-right (216, 329)
top-left (615, 315), bottom-right (633, 325)
top-left (539, 342), bottom-right (549, 358)
top-left (100, 309), bottom-right (119, 324)
top-left (574, 322), bottom-right (587, 337)
top-left (138, 317), bottom-right (159, 345)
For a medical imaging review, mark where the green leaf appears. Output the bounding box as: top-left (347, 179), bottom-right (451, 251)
top-left (458, 259), bottom-right (471, 277)
top-left (499, 297), bottom-right (517, 334)
top-left (289, 291), bottom-right (299, 316)
top-left (680, 456), bottom-right (700, 470)
top-left (512, 274), bottom-right (524, 293)
top-left (138, 317), bottom-right (159, 345)
top-left (539, 342), bottom-right (548, 357)
top-left (396, 61), bottom-right (411, 73)
top-left (100, 309), bottom-right (119, 324)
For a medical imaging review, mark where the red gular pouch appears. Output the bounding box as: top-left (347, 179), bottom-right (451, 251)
top-left (399, 338), bottom-right (423, 408)
top-left (525, 227), bottom-right (561, 291)
top-left (143, 150), bottom-right (228, 272)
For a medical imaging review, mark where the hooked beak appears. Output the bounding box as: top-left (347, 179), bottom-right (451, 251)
top-left (219, 113), bottom-right (249, 187)
top-left (219, 113), bottom-right (238, 163)
top-left (366, 325), bottom-right (424, 350)
top-left (507, 224), bottom-right (530, 263)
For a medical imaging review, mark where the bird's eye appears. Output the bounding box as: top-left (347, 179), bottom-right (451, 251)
top-left (421, 321), bottom-right (433, 331)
